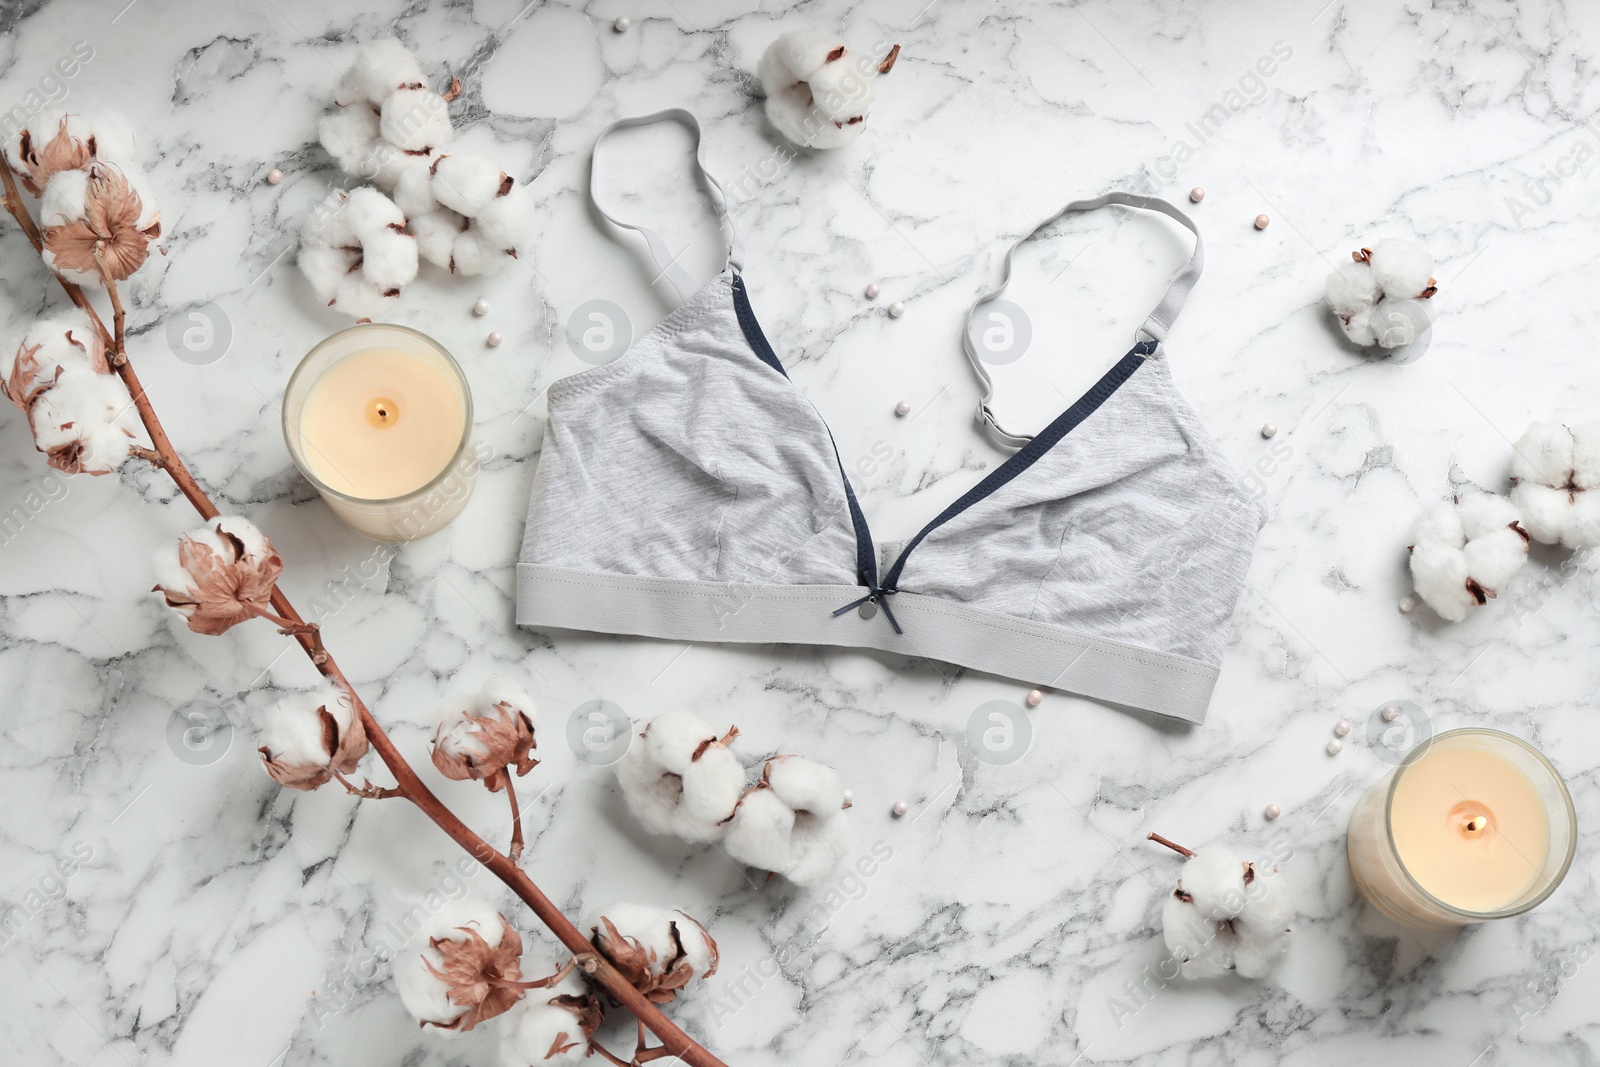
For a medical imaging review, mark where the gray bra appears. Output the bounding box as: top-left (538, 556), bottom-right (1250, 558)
top-left (517, 110), bottom-right (1264, 724)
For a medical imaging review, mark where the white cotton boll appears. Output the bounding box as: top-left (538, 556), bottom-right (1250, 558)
top-left (1462, 528), bottom-right (1529, 592)
top-left (677, 746), bottom-right (744, 830)
top-left (214, 515), bottom-right (272, 561)
top-left (723, 787), bottom-right (795, 873)
top-left (673, 912), bottom-right (716, 977)
top-left (258, 685), bottom-right (350, 769)
top-left (806, 58), bottom-right (876, 126)
top-left (359, 228), bottom-right (419, 292)
top-left (1411, 500), bottom-right (1464, 547)
top-left (338, 39), bottom-right (427, 106)
top-left (85, 111), bottom-right (136, 162)
top-left (764, 756), bottom-right (846, 814)
top-left (409, 209), bottom-right (466, 268)
top-left (1408, 494), bottom-right (1526, 620)
top-left (641, 710), bottom-right (719, 775)
top-left (475, 182), bottom-right (535, 253)
top-left (768, 29), bottom-right (848, 81)
top-left (757, 31), bottom-right (889, 149)
top-left (1409, 541), bottom-right (1476, 622)
top-left (1571, 424), bottom-right (1600, 490)
top-left (760, 79), bottom-right (823, 147)
top-left (1178, 847), bottom-right (1248, 922)
top-left (301, 190), bottom-right (357, 248)
top-left (299, 243), bottom-right (357, 304)
top-left (785, 812), bottom-right (849, 887)
top-left (333, 275), bottom-right (393, 320)
top-left (1232, 870), bottom-right (1293, 979)
top-left (1370, 298), bottom-right (1432, 349)
top-left (1160, 892), bottom-right (1236, 979)
top-left (1510, 421), bottom-right (1574, 486)
top-left (615, 747), bottom-right (688, 838)
top-left (1325, 261), bottom-right (1380, 318)
top-left (393, 896), bottom-right (508, 1031)
top-left (318, 105), bottom-right (383, 176)
top-left (1336, 307), bottom-right (1379, 347)
top-left (499, 991), bottom-right (591, 1067)
top-left (430, 153), bottom-right (509, 218)
top-left (1507, 423), bottom-right (1600, 548)
top-left (39, 168), bottom-right (89, 225)
top-left (1367, 238), bottom-right (1435, 299)
top-left (343, 186), bottom-right (406, 238)
top-left (1455, 491), bottom-right (1520, 541)
top-left (380, 88), bottom-right (453, 152)
top-left (389, 155), bottom-right (440, 218)
top-left (28, 365), bottom-right (137, 473)
top-left (588, 902), bottom-right (678, 962)
top-left (1510, 481), bottom-right (1573, 547)
top-left (1567, 492), bottom-right (1600, 549)
top-left (448, 223), bottom-right (512, 276)
top-left (13, 310), bottom-right (105, 381)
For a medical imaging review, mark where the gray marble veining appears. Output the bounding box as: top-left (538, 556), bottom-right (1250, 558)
top-left (1, 1), bottom-right (1598, 1065)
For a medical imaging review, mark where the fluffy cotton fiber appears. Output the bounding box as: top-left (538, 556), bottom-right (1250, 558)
top-left (1509, 421), bottom-right (1600, 549)
top-left (1159, 844), bottom-right (1292, 980)
top-left (615, 710), bottom-right (744, 842)
top-left (392, 897), bottom-right (509, 1031)
top-left (756, 30), bottom-right (900, 149)
top-left (1408, 492), bottom-right (1531, 622)
top-left (1325, 239), bottom-right (1437, 349)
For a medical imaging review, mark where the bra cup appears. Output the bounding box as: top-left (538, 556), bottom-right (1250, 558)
top-left (522, 275), bottom-right (858, 587)
top-left (896, 359), bottom-right (1262, 666)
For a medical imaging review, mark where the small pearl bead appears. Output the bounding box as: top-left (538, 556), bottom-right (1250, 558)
top-left (1333, 720), bottom-right (1351, 738)
top-left (865, 282), bottom-right (880, 300)
top-left (1264, 803), bottom-right (1281, 820)
top-left (486, 331), bottom-right (503, 348)
top-left (1025, 689), bottom-right (1043, 707)
top-left (266, 168), bottom-right (283, 185)
top-left (891, 800), bottom-right (908, 817)
top-left (1326, 738), bottom-right (1343, 755)
top-left (1382, 705), bottom-right (1400, 722)
top-left (472, 298), bottom-right (489, 317)
top-left (613, 15), bottom-right (631, 31)
top-left (894, 400), bottom-right (911, 417)
top-left (1260, 422), bottom-right (1277, 438)
top-left (1254, 213), bottom-right (1270, 230)
top-left (842, 789), bottom-right (854, 806)
top-left (1189, 187), bottom-right (1205, 203)
top-left (1399, 596), bottom-right (1416, 614)
top-left (887, 300), bottom-right (905, 318)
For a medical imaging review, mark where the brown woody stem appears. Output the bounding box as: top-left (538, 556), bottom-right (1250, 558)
top-left (0, 154), bottom-right (729, 1067)
top-left (505, 774), bottom-right (525, 860)
top-left (94, 255), bottom-right (128, 367)
top-left (1147, 832), bottom-right (1196, 858)
top-left (331, 769), bottom-right (404, 800)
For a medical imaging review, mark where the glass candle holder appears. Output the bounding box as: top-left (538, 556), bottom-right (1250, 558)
top-left (1347, 728), bottom-right (1575, 927)
top-left (283, 324), bottom-right (476, 541)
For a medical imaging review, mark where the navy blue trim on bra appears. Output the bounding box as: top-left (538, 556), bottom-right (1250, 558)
top-left (731, 273), bottom-right (788, 379)
top-left (880, 342), bottom-right (1155, 591)
top-left (729, 273), bottom-right (881, 597)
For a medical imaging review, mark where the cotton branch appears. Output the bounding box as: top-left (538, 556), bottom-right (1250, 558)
top-left (0, 153), bottom-right (729, 1067)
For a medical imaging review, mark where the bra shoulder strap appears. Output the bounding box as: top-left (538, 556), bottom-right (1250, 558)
top-left (964, 192), bottom-right (1203, 449)
top-left (588, 108), bottom-right (744, 304)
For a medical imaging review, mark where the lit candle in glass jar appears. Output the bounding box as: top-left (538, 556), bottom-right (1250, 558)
top-left (1347, 728), bottom-right (1575, 927)
top-left (283, 324), bottom-right (477, 540)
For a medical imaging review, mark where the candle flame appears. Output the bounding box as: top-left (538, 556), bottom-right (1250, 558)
top-left (366, 396), bottom-right (400, 428)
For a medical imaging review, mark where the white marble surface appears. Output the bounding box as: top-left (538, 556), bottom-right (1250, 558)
top-left (2, 0), bottom-right (1599, 1064)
